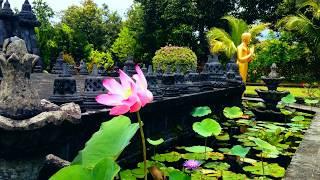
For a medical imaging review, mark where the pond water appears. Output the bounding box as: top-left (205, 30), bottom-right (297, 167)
top-left (119, 100), bottom-right (314, 180)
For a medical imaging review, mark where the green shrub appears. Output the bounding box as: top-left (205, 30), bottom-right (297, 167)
top-left (63, 53), bottom-right (76, 65)
top-left (89, 50), bottom-right (114, 71)
top-left (152, 45), bottom-right (197, 73)
top-left (248, 31), bottom-right (314, 82)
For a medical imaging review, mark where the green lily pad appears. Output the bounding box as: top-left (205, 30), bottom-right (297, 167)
top-left (243, 162), bottom-right (285, 178)
top-left (152, 152), bottom-right (181, 162)
top-left (120, 170), bottom-right (136, 180)
top-left (280, 109), bottom-right (293, 116)
top-left (184, 146), bottom-right (213, 153)
top-left (281, 94), bottom-right (296, 104)
top-left (304, 99), bottom-right (319, 105)
top-left (222, 171), bottom-right (248, 180)
top-left (204, 162), bottom-right (230, 171)
top-left (248, 137), bottom-right (280, 155)
top-left (182, 152), bottom-right (224, 160)
top-left (223, 107), bottom-right (244, 119)
top-left (230, 145), bottom-right (250, 158)
top-left (215, 132), bottom-right (230, 141)
top-left (131, 168), bottom-right (145, 178)
top-left (191, 106), bottom-right (212, 117)
top-left (192, 118), bottom-right (221, 137)
top-left (291, 116), bottom-right (305, 121)
top-left (236, 119), bottom-right (255, 126)
top-left (147, 138), bottom-right (164, 146)
top-left (169, 170), bottom-right (191, 180)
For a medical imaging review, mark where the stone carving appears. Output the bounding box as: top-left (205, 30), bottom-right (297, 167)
top-left (0, 0), bottom-right (42, 72)
top-left (79, 60), bottom-right (89, 75)
top-left (51, 52), bottom-right (64, 74)
top-left (0, 37), bottom-right (41, 119)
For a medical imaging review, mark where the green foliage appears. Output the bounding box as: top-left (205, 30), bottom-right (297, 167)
top-left (152, 46), bottom-right (197, 73)
top-left (207, 16), bottom-right (268, 58)
top-left (191, 106), bottom-right (212, 117)
top-left (152, 152), bottom-right (181, 162)
top-left (304, 99), bottom-right (319, 105)
top-left (230, 145), bottom-right (250, 158)
top-left (248, 137), bottom-right (280, 156)
top-left (61, 0), bottom-right (121, 51)
top-left (89, 50), bottom-right (114, 70)
top-left (192, 118), bottom-right (222, 137)
top-left (169, 171), bottom-right (191, 180)
top-left (291, 116), bottom-right (305, 121)
top-left (51, 116), bottom-right (139, 180)
top-left (147, 138), bottom-right (164, 146)
top-left (281, 94), bottom-right (297, 104)
top-left (111, 27), bottom-right (137, 63)
top-left (204, 162), bottom-right (230, 171)
top-left (243, 162), bottom-right (285, 178)
top-left (223, 107), bottom-right (244, 119)
top-left (184, 146), bottom-right (213, 153)
top-left (248, 31), bottom-right (315, 82)
top-left (63, 53), bottom-right (76, 65)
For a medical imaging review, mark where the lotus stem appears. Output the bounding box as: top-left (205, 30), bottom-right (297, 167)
top-left (137, 111), bottom-right (147, 180)
top-left (204, 137), bottom-right (207, 159)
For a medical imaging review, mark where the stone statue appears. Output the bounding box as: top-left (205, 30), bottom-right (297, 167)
top-left (237, 32), bottom-right (254, 83)
top-left (0, 36), bottom-right (41, 119)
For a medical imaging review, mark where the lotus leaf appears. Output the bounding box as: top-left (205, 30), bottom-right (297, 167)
top-left (192, 118), bottom-right (221, 137)
top-left (182, 152), bottom-right (224, 160)
top-left (191, 171), bottom-right (218, 180)
top-left (152, 152), bottom-right (181, 162)
top-left (191, 106), bottom-right (212, 117)
top-left (243, 162), bottom-right (285, 178)
top-left (72, 116), bottom-right (139, 168)
top-left (218, 148), bottom-right (231, 154)
top-left (92, 158), bottom-right (121, 180)
top-left (222, 171), bottom-right (248, 180)
top-left (169, 170), bottom-right (191, 180)
top-left (280, 108), bottom-right (294, 116)
top-left (291, 116), bottom-right (305, 121)
top-left (200, 169), bottom-right (221, 176)
top-left (131, 168), bottom-right (145, 178)
top-left (236, 119), bottom-right (255, 126)
top-left (281, 94), bottom-right (296, 104)
top-left (120, 170), bottom-right (136, 180)
top-left (204, 162), bottom-right (230, 171)
top-left (230, 145), bottom-right (250, 158)
top-left (147, 138), bottom-right (164, 146)
top-left (137, 160), bottom-right (165, 169)
top-left (248, 137), bottom-right (280, 155)
top-left (223, 107), bottom-right (243, 119)
top-left (184, 146), bottom-right (213, 153)
top-left (304, 99), bottom-right (319, 105)
top-left (215, 132), bottom-right (230, 141)
top-left (50, 165), bottom-right (91, 180)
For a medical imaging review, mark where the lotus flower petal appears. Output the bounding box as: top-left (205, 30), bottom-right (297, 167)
top-left (110, 105), bottom-right (130, 115)
top-left (119, 69), bottom-right (134, 89)
top-left (102, 78), bottom-right (123, 95)
top-left (95, 94), bottom-right (123, 106)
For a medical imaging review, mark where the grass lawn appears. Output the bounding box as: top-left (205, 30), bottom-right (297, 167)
top-left (245, 86), bottom-right (320, 98)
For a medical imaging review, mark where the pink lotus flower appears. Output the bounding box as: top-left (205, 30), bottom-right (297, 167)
top-left (96, 66), bottom-right (153, 115)
top-left (132, 65), bottom-right (153, 106)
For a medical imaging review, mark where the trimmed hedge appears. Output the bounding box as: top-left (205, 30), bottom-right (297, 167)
top-left (152, 45), bottom-right (197, 73)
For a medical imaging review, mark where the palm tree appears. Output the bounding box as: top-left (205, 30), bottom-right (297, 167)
top-left (279, 0), bottom-right (320, 56)
top-left (206, 16), bottom-right (269, 58)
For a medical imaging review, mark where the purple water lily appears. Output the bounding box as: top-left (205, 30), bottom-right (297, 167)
top-left (183, 160), bottom-right (201, 170)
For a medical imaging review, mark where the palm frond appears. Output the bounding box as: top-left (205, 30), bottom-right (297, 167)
top-left (279, 14), bottom-right (320, 44)
top-left (297, 0), bottom-right (320, 19)
top-left (248, 23), bottom-right (270, 39)
top-left (222, 16), bottom-right (248, 46)
top-left (207, 27), bottom-right (237, 58)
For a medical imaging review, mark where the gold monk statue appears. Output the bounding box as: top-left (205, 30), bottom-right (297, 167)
top-left (237, 32), bottom-right (254, 83)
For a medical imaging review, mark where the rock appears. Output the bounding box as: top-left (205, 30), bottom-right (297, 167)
top-left (0, 102), bottom-right (81, 131)
top-left (40, 99), bottom-right (60, 111)
top-left (38, 154), bottom-right (70, 180)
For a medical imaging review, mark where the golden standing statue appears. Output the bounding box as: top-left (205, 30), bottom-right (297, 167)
top-left (237, 32), bottom-right (254, 83)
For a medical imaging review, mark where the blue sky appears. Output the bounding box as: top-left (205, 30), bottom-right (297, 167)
top-left (8, 0), bottom-right (133, 17)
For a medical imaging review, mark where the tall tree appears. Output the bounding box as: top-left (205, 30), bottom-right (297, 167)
top-left (61, 0), bottom-right (121, 51)
top-left (32, 0), bottom-right (56, 69)
top-left (234, 0), bottom-right (283, 24)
